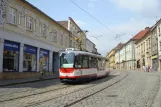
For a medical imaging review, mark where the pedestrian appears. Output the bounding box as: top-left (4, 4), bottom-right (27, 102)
top-left (148, 66), bottom-right (150, 72)
top-left (39, 63), bottom-right (46, 79)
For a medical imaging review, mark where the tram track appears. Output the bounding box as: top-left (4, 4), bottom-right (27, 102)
top-left (23, 73), bottom-right (128, 107)
top-left (65, 73), bottom-right (128, 107)
top-left (0, 73), bottom-right (114, 103)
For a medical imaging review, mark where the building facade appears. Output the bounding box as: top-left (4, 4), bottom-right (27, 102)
top-left (135, 27), bottom-right (151, 69)
top-left (124, 40), bottom-right (136, 70)
top-left (58, 17), bottom-right (86, 50)
top-left (0, 0), bottom-right (77, 79)
top-left (154, 19), bottom-right (161, 71)
top-left (86, 38), bottom-right (95, 52)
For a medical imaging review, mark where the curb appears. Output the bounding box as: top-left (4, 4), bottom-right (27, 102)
top-left (0, 76), bottom-right (59, 87)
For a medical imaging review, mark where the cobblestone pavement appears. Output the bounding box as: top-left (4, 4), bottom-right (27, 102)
top-left (0, 71), bottom-right (161, 107)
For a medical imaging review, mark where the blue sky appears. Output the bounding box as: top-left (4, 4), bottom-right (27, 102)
top-left (27, 0), bottom-right (161, 56)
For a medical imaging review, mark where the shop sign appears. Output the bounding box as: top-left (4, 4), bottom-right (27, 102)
top-left (24, 45), bottom-right (37, 54)
top-left (4, 40), bottom-right (19, 51)
top-left (40, 49), bottom-right (49, 57)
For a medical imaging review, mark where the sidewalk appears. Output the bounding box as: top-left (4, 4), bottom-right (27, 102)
top-left (0, 74), bottom-right (59, 87)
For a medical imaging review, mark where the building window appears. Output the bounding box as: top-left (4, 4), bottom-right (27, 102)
top-left (73, 41), bottom-right (75, 48)
top-left (42, 24), bottom-right (47, 37)
top-left (159, 27), bottom-right (160, 36)
top-left (18, 13), bottom-right (21, 25)
top-left (33, 18), bottom-right (36, 32)
top-left (23, 45), bottom-right (37, 72)
top-left (0, 9), bottom-right (2, 18)
top-left (60, 34), bottom-right (63, 45)
top-left (39, 24), bottom-right (41, 35)
top-left (27, 16), bottom-right (33, 31)
top-left (70, 39), bottom-right (72, 47)
top-left (3, 41), bottom-right (19, 72)
top-left (65, 37), bottom-right (68, 47)
top-left (9, 7), bottom-right (17, 25)
top-left (53, 30), bottom-right (57, 42)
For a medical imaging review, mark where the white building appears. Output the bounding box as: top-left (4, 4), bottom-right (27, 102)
top-left (115, 49), bottom-right (120, 69)
top-left (124, 40), bottom-right (136, 69)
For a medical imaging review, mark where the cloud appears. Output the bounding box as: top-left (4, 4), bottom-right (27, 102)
top-left (87, 18), bottom-right (154, 56)
top-left (111, 0), bottom-right (161, 18)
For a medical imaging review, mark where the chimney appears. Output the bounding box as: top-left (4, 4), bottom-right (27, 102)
top-left (145, 27), bottom-right (150, 30)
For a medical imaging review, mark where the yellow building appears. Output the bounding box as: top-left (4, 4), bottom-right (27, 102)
top-left (107, 50), bottom-right (116, 69)
top-left (0, 0), bottom-right (77, 79)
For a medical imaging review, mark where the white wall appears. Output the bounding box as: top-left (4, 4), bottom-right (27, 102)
top-left (86, 39), bottom-right (94, 52)
top-left (120, 47), bottom-right (126, 62)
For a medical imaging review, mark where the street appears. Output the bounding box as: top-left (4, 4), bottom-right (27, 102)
top-left (0, 71), bottom-right (161, 107)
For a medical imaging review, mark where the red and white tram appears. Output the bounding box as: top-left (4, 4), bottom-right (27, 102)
top-left (59, 48), bottom-right (110, 83)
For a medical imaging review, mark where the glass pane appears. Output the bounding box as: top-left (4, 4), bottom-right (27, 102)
top-left (3, 50), bottom-right (19, 71)
top-left (60, 52), bottom-right (75, 68)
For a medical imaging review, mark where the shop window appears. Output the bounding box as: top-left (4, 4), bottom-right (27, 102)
top-left (3, 41), bottom-right (19, 72)
top-left (9, 7), bottom-right (17, 25)
top-left (23, 45), bottom-right (37, 72)
top-left (39, 49), bottom-right (49, 72)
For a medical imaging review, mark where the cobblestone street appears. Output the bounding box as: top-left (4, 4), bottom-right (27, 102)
top-left (0, 71), bottom-right (161, 107)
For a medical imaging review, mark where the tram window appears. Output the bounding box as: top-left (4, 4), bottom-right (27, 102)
top-left (82, 56), bottom-right (89, 68)
top-left (89, 57), bottom-right (94, 68)
top-left (75, 55), bottom-right (89, 68)
top-left (75, 55), bottom-right (82, 68)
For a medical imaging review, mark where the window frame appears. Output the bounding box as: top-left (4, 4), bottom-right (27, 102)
top-left (53, 30), bottom-right (57, 42)
top-left (9, 7), bottom-right (17, 25)
top-left (27, 16), bottom-right (33, 31)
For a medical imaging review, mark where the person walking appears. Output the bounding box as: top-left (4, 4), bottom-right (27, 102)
top-left (39, 63), bottom-right (46, 79)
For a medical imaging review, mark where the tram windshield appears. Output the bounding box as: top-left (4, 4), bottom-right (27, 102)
top-left (60, 52), bottom-right (75, 68)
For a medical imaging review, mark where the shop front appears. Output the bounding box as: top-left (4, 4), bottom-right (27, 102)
top-left (152, 55), bottom-right (158, 71)
top-left (39, 49), bottom-right (49, 72)
top-left (3, 40), bottom-right (20, 72)
top-left (23, 45), bottom-right (37, 72)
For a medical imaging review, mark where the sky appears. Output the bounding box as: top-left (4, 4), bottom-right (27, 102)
top-left (27, 0), bottom-right (161, 56)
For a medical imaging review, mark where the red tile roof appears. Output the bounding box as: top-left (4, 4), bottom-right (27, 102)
top-left (131, 27), bottom-right (150, 40)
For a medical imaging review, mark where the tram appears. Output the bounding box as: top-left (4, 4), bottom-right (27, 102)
top-left (59, 48), bottom-right (110, 83)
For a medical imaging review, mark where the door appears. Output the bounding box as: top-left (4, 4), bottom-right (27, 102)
top-left (53, 52), bottom-right (60, 74)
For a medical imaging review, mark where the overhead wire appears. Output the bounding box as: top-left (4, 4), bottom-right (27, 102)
top-left (69, 0), bottom-right (121, 37)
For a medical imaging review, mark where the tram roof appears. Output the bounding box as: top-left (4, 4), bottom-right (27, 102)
top-left (60, 50), bottom-right (106, 59)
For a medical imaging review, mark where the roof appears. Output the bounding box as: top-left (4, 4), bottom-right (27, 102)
top-left (108, 43), bottom-right (124, 56)
top-left (135, 27), bottom-right (151, 44)
top-left (86, 38), bottom-right (95, 46)
top-left (21, 0), bottom-right (70, 33)
top-left (57, 21), bottom-right (68, 29)
top-left (69, 17), bottom-right (82, 32)
top-left (131, 27), bottom-right (150, 40)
